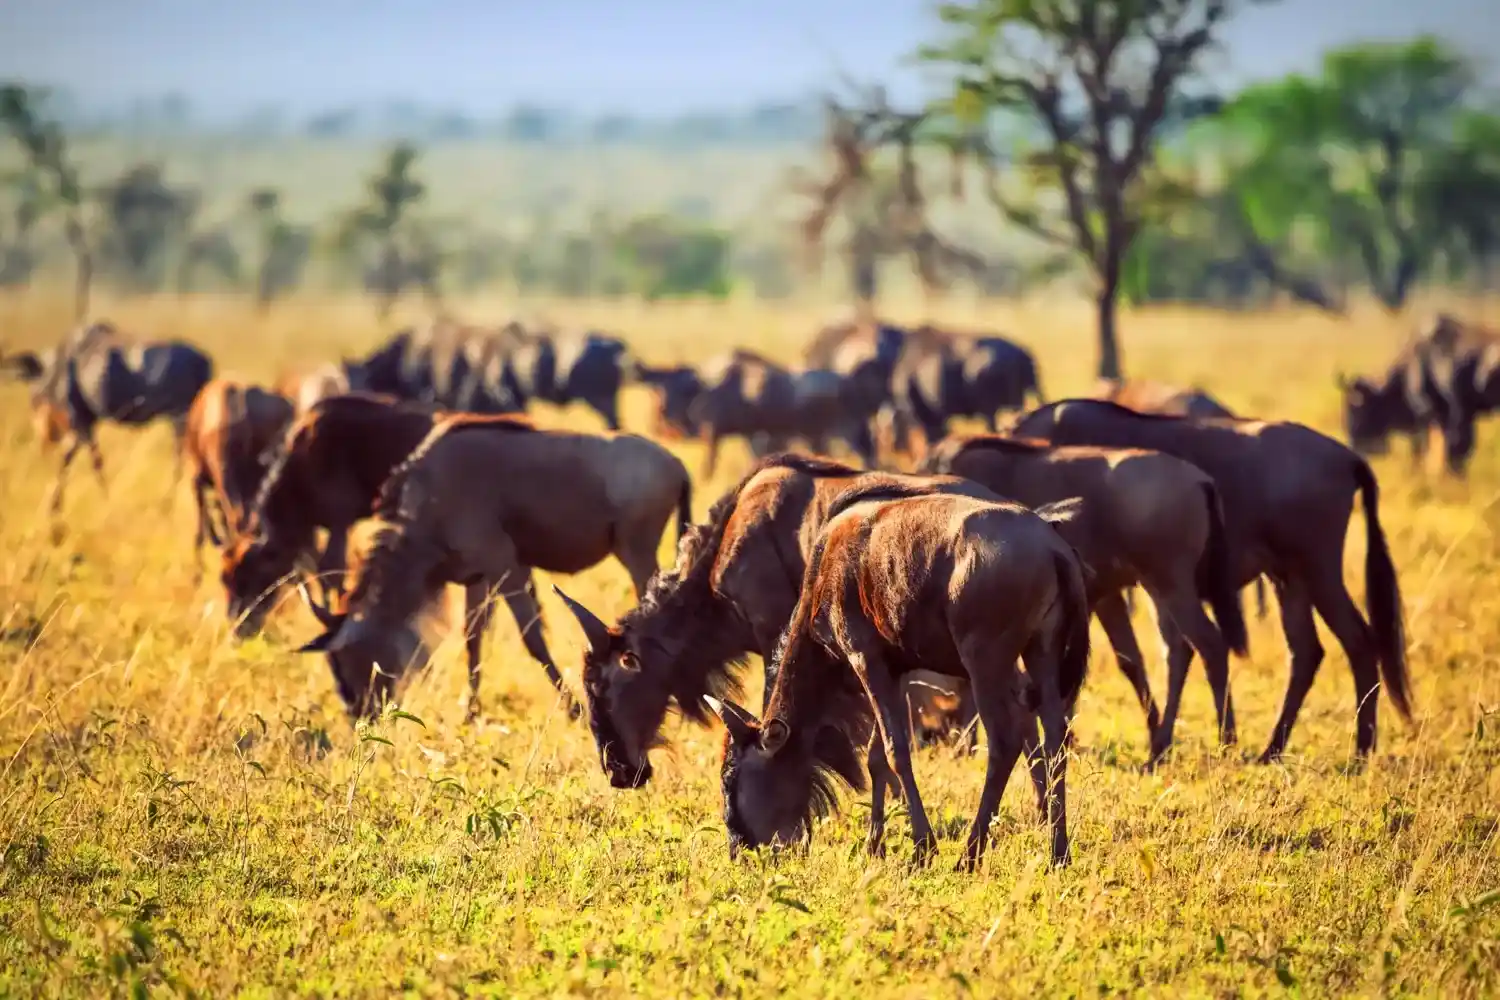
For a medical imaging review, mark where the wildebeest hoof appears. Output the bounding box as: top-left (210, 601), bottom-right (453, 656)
top-left (910, 835), bottom-right (939, 868)
top-left (866, 833), bottom-right (886, 858)
top-left (1255, 747), bottom-right (1284, 765)
top-left (463, 701), bottom-right (483, 725)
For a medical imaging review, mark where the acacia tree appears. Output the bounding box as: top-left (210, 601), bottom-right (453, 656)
top-left (1215, 38), bottom-right (1500, 311)
top-left (792, 90), bottom-right (991, 314)
top-left (919, 0), bottom-right (1260, 378)
top-left (333, 143), bottom-right (440, 318)
top-left (0, 84), bottom-right (93, 319)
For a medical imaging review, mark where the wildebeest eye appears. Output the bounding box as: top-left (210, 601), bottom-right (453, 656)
top-left (618, 651), bottom-right (641, 672)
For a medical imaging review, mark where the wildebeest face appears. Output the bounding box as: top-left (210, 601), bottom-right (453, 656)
top-left (222, 533), bottom-right (300, 639)
top-left (554, 586), bottom-right (666, 788)
top-left (1337, 375), bottom-right (1394, 456)
top-left (711, 697), bottom-right (808, 854)
top-left (295, 593), bottom-right (427, 720)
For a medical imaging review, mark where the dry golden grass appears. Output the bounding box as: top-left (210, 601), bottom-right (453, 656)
top-left (1, 289), bottom-right (1498, 998)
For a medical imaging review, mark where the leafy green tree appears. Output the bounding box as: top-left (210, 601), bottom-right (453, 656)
top-left (0, 84), bottom-right (93, 318)
top-left (1215, 37), bottom-right (1500, 311)
top-left (333, 143), bottom-right (440, 317)
top-left (246, 188), bottom-right (311, 312)
top-left (94, 163), bottom-right (199, 292)
top-left (919, 0), bottom-right (1258, 378)
top-left (610, 214), bottom-right (732, 300)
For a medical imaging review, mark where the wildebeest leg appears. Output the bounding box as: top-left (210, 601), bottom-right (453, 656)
top-left (590, 394), bottom-right (621, 432)
top-left (1304, 569), bottom-right (1382, 760)
top-left (865, 736), bottom-right (897, 857)
top-left (1093, 591), bottom-right (1161, 743)
top-left (489, 574), bottom-right (581, 720)
top-left (1018, 633), bottom-right (1072, 867)
top-left (461, 581), bottom-right (499, 723)
top-left (612, 521), bottom-right (663, 599)
top-left (84, 435), bottom-right (106, 492)
top-left (1259, 576), bottom-right (1324, 764)
top-left (1442, 411), bottom-right (1477, 477)
top-left (47, 436), bottom-right (86, 517)
top-left (701, 429), bottom-right (722, 479)
top-left (191, 473), bottom-right (220, 580)
top-left (954, 632), bottom-right (1031, 871)
top-left (1146, 612), bottom-right (1193, 769)
top-left (1150, 580), bottom-right (1237, 747)
top-left (983, 410), bottom-right (998, 433)
top-left (852, 649), bottom-right (937, 865)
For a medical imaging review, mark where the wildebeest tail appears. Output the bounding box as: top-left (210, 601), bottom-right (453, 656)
top-left (1196, 481), bottom-right (1249, 656)
top-left (1355, 459), bottom-right (1412, 720)
top-left (1053, 549), bottom-right (1091, 708)
top-left (675, 478), bottom-right (693, 545)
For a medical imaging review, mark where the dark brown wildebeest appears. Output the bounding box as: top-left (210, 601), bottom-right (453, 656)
top-left (293, 518), bottom-right (463, 720)
top-left (183, 378), bottom-right (295, 569)
top-left (1337, 312), bottom-right (1500, 476)
top-left (707, 480), bottom-right (1091, 869)
top-left (1012, 398), bottom-right (1412, 762)
top-left (802, 317), bottom-right (911, 454)
top-left (2, 322), bottom-right (214, 514)
top-left (293, 417), bottom-right (693, 721)
top-left (632, 361), bottom-right (703, 442)
top-left (690, 349), bottom-right (876, 476)
top-left (920, 434), bottom-right (1249, 763)
top-left (554, 454), bottom-right (1005, 789)
top-left (888, 325), bottom-right (1045, 451)
top-left (1092, 377), bottom-right (1234, 419)
top-left (222, 392), bottom-right (483, 639)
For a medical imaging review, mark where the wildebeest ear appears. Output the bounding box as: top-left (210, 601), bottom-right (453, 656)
top-left (760, 718), bottom-right (791, 755)
top-left (704, 695), bottom-right (761, 744)
top-left (1035, 496), bottom-right (1084, 525)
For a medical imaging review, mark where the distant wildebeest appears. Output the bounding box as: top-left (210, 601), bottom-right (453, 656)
top-left (707, 481), bottom-right (1091, 869)
top-left (905, 670), bottom-right (978, 749)
top-left (274, 363), bottom-right (364, 417)
top-left (222, 392), bottom-right (460, 639)
top-left (921, 434), bottom-right (1249, 764)
top-left (632, 361), bottom-right (703, 442)
top-left (1012, 399), bottom-right (1412, 762)
top-left (183, 378), bottom-right (295, 569)
top-left (294, 415), bottom-right (692, 721)
top-left (802, 317), bottom-right (917, 454)
top-left (343, 318), bottom-right (630, 429)
top-left (2, 322), bottom-right (214, 514)
top-left (294, 518), bottom-right (463, 720)
top-left (888, 325), bottom-right (1045, 451)
top-left (688, 349), bottom-right (876, 476)
top-left (554, 453), bottom-right (1006, 790)
top-left (1091, 378), bottom-right (1235, 419)
top-left (1338, 312), bottom-right (1500, 476)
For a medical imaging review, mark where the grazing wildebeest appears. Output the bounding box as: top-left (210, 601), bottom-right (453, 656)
top-left (274, 363), bottom-right (363, 417)
top-left (1012, 399), bottom-right (1412, 762)
top-left (293, 417), bottom-right (692, 720)
top-left (221, 393), bottom-right (463, 639)
top-left (921, 434), bottom-right (1249, 763)
top-left (2, 322), bottom-right (214, 514)
top-left (889, 325), bottom-right (1045, 450)
top-left (1091, 378), bottom-right (1235, 419)
top-left (554, 453), bottom-right (1007, 790)
top-left (690, 349), bottom-right (876, 476)
top-left (344, 318), bottom-right (631, 429)
top-left (294, 519), bottom-right (462, 720)
top-left (632, 361), bottom-right (703, 441)
top-left (707, 481), bottom-right (1091, 869)
top-left (1338, 313), bottom-right (1500, 476)
top-left (183, 378), bottom-right (295, 568)
top-left (802, 317), bottom-right (909, 454)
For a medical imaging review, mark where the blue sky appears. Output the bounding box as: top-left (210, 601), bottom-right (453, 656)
top-left (1, 0), bottom-right (1495, 115)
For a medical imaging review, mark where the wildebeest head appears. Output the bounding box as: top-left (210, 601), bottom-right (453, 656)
top-left (293, 581), bottom-right (430, 720)
top-left (2, 350), bottom-right (47, 383)
top-left (633, 363), bottom-right (703, 439)
top-left (1337, 373), bottom-right (1405, 457)
top-left (221, 528), bottom-right (304, 639)
top-left (554, 585), bottom-right (662, 788)
top-left (709, 695), bottom-right (828, 855)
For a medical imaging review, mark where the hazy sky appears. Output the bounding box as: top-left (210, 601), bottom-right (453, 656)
top-left (1, 0), bottom-right (1495, 115)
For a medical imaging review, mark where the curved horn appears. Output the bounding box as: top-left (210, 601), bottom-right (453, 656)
top-left (327, 614), bottom-right (377, 653)
top-left (552, 584), bottom-right (611, 652)
top-left (704, 695), bottom-right (762, 744)
top-left (295, 579), bottom-right (337, 628)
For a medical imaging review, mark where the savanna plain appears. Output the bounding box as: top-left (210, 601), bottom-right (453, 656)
top-left (1, 290), bottom-right (1498, 998)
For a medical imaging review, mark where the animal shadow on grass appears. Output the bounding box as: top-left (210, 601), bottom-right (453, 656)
top-left (1221, 823), bottom-right (1332, 854)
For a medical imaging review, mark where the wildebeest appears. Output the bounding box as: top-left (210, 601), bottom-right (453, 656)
top-left (688, 349), bottom-right (876, 476)
top-left (2, 322), bottom-right (214, 514)
top-left (707, 481), bottom-right (1091, 869)
top-left (1091, 377), bottom-right (1235, 419)
top-left (1012, 399), bottom-right (1412, 762)
top-left (294, 518), bottom-right (462, 720)
top-left (554, 453), bottom-right (1003, 790)
top-left (343, 318), bottom-right (630, 429)
top-left (632, 361), bottom-right (702, 442)
top-left (888, 326), bottom-right (1045, 450)
top-left (905, 670), bottom-right (978, 748)
top-left (274, 363), bottom-right (363, 417)
top-left (1337, 313), bottom-right (1500, 476)
top-left (293, 416), bottom-right (693, 721)
top-left (222, 393), bottom-right (461, 639)
top-left (921, 434), bottom-right (1249, 763)
top-left (183, 378), bottom-right (295, 568)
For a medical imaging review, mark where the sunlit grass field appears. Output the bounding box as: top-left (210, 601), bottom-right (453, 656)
top-left (1, 289), bottom-right (1498, 997)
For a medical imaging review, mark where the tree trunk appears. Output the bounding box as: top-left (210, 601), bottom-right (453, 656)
top-left (1096, 277), bottom-right (1123, 380)
top-left (65, 216), bottom-right (91, 322)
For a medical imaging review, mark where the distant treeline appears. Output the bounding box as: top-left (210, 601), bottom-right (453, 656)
top-left (41, 93), bottom-right (828, 146)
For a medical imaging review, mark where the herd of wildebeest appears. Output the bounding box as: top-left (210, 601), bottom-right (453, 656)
top-left (3, 308), bottom-right (1497, 869)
